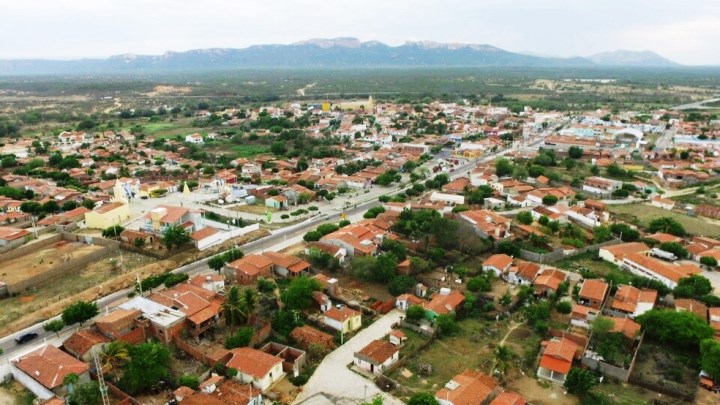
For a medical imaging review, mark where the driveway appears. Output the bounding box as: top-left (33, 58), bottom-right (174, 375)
top-left (293, 310), bottom-right (406, 405)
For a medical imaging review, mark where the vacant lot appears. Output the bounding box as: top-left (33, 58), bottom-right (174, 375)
top-left (1, 240), bottom-right (104, 285)
top-left (390, 317), bottom-right (508, 393)
top-left (631, 340), bottom-right (699, 402)
top-left (608, 203), bottom-right (720, 237)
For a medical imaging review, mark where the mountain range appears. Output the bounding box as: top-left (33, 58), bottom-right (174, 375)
top-left (0, 38), bottom-right (682, 75)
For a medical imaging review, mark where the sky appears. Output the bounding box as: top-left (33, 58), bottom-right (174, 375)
top-left (1, 0), bottom-right (719, 65)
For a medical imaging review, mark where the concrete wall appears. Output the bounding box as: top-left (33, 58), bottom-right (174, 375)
top-left (196, 223), bottom-right (260, 251)
top-left (520, 237), bottom-right (621, 264)
top-left (10, 364), bottom-right (55, 400)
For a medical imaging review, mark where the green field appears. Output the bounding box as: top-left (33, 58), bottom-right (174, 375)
top-left (608, 203), bottom-right (720, 237)
top-left (230, 144), bottom-right (271, 157)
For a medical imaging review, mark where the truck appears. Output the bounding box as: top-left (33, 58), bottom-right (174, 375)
top-left (650, 248), bottom-right (677, 261)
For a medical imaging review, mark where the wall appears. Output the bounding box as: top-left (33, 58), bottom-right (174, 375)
top-left (519, 237), bottom-right (621, 264)
top-left (0, 233), bottom-right (63, 262)
top-left (2, 233), bottom-right (119, 295)
top-left (9, 364), bottom-right (55, 401)
top-left (196, 223), bottom-right (260, 251)
top-left (582, 333), bottom-right (644, 383)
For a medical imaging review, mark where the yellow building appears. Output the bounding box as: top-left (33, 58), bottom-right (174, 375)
top-left (84, 202), bottom-right (130, 229)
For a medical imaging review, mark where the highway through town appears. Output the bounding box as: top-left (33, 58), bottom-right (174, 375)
top-left (670, 97), bottom-right (720, 111)
top-left (0, 139), bottom-right (538, 363)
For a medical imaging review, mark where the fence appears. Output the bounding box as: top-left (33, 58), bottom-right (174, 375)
top-left (1, 233), bottom-right (120, 295)
top-left (0, 233), bottom-right (63, 261)
top-left (196, 223), bottom-right (260, 251)
top-left (519, 237), bottom-right (622, 264)
top-left (172, 336), bottom-right (232, 367)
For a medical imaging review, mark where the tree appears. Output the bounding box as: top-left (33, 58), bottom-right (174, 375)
top-left (636, 309), bottom-right (714, 348)
top-left (272, 309), bottom-right (303, 338)
top-left (555, 301), bottom-right (572, 314)
top-left (360, 396), bottom-right (384, 405)
top-left (568, 146), bottom-right (584, 159)
top-left (81, 199), bottom-right (96, 210)
top-left (495, 158), bottom-right (513, 177)
top-left (467, 276), bottom-right (491, 293)
top-left (591, 315), bottom-right (614, 335)
top-left (225, 327), bottom-right (254, 349)
top-left (648, 217), bottom-right (686, 237)
top-left (208, 256), bottom-right (226, 273)
top-left (99, 341), bottom-right (130, 381)
top-left (388, 275), bottom-right (416, 296)
top-left (435, 314), bottom-right (459, 337)
top-left (101, 225), bottom-right (125, 239)
top-left (62, 201), bottom-right (78, 211)
top-left (162, 224), bottom-right (191, 249)
top-left (178, 375), bottom-right (200, 390)
top-left (406, 305), bottom-right (426, 323)
top-left (590, 165), bottom-right (600, 175)
top-left (408, 392), bottom-right (440, 405)
top-left (43, 319), bottom-right (65, 337)
top-left (62, 300), bottom-right (99, 326)
top-left (119, 342), bottom-right (171, 395)
top-left (700, 339), bottom-right (720, 381)
top-left (609, 223), bottom-right (640, 242)
top-left (496, 240), bottom-right (520, 257)
top-left (281, 277), bottom-right (322, 311)
top-left (673, 275), bottom-right (713, 299)
top-left (564, 368), bottom-right (597, 397)
top-left (303, 231), bottom-right (322, 242)
top-left (593, 226), bottom-right (613, 243)
top-left (364, 206), bottom-right (386, 219)
top-left (516, 211), bottom-right (533, 225)
top-left (542, 195), bottom-right (558, 206)
top-left (700, 256), bottom-right (718, 268)
top-left (658, 242), bottom-right (689, 259)
top-left (493, 345), bottom-right (514, 380)
top-left (223, 286), bottom-right (259, 333)
top-left (63, 372), bottom-right (80, 394)
top-left (69, 381), bottom-right (102, 405)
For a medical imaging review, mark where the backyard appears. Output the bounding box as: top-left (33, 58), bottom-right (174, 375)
top-left (608, 203), bottom-right (720, 238)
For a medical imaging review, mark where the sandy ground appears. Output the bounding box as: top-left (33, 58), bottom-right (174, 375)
top-left (507, 375), bottom-right (578, 405)
top-left (1, 241), bottom-right (104, 284)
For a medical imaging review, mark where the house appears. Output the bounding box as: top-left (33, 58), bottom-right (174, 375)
top-left (142, 205), bottom-right (203, 234)
top-left (95, 308), bottom-right (146, 344)
top-left (84, 202), bottom-right (130, 229)
top-left (425, 290), bottom-right (465, 320)
top-left (646, 232), bottom-right (683, 245)
top-left (0, 226), bottom-right (30, 247)
top-left (598, 242), bottom-right (650, 266)
top-left (320, 221), bottom-right (386, 257)
top-left (190, 273), bottom-right (225, 293)
top-left (183, 376), bottom-right (263, 405)
top-left (675, 298), bottom-right (708, 322)
top-left (395, 293), bottom-right (424, 311)
top-left (537, 338), bottom-right (579, 384)
top-left (490, 392), bottom-right (527, 405)
top-left (533, 269), bottom-right (568, 296)
top-left (608, 316), bottom-right (642, 340)
top-left (651, 196), bottom-right (676, 211)
top-left (459, 210), bottom-right (512, 239)
top-left (353, 339), bottom-right (399, 374)
top-left (389, 330), bottom-right (407, 346)
top-left (148, 283), bottom-right (225, 338)
top-left (226, 347), bottom-right (285, 392)
top-left (185, 133), bottom-right (204, 144)
top-left (582, 176), bottom-right (622, 196)
top-left (621, 253), bottom-right (701, 289)
top-left (12, 345), bottom-right (90, 400)
top-left (323, 305), bottom-right (362, 333)
top-left (578, 279), bottom-right (609, 310)
top-left (62, 329), bottom-right (110, 362)
top-left (265, 195), bottom-right (287, 210)
top-left (290, 325), bottom-right (335, 352)
top-left (435, 370), bottom-right (499, 405)
top-left (608, 285), bottom-right (657, 318)
top-left (263, 251), bottom-right (311, 278)
top-left (259, 342), bottom-right (307, 378)
top-left (119, 297), bottom-right (186, 344)
top-left (505, 261), bottom-right (541, 285)
top-left (482, 254), bottom-right (514, 277)
top-left (225, 254), bottom-right (274, 285)
top-left (571, 304), bottom-right (599, 329)
top-left (313, 291), bottom-right (332, 312)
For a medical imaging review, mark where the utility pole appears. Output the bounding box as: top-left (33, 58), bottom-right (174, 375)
top-left (92, 350), bottom-right (110, 405)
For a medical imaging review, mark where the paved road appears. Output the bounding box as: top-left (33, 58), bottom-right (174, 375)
top-left (671, 97), bottom-right (720, 111)
top-left (0, 141), bottom-right (521, 361)
top-left (293, 310), bottom-right (405, 405)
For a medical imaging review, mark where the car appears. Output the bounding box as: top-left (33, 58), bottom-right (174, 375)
top-left (15, 332), bottom-right (39, 345)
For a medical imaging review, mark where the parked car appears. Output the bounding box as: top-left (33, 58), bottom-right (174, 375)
top-left (15, 332), bottom-right (38, 345)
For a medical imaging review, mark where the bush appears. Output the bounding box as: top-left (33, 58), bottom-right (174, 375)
top-left (555, 301), bottom-right (572, 314)
top-left (542, 195), bottom-right (558, 206)
top-left (316, 223), bottom-right (340, 236)
top-left (163, 273), bottom-right (189, 288)
top-left (257, 278), bottom-right (276, 293)
top-left (406, 305), bottom-right (426, 322)
top-left (700, 256), bottom-right (718, 268)
top-left (178, 375), bottom-right (200, 390)
top-left (388, 275), bottom-right (416, 296)
top-left (467, 276), bottom-right (491, 292)
top-left (303, 231), bottom-right (322, 242)
top-left (364, 206), bottom-right (386, 219)
top-left (225, 327), bottom-right (254, 349)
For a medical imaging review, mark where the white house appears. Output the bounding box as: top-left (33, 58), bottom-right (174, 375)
top-left (185, 133), bottom-right (204, 144)
top-left (482, 254), bottom-right (513, 277)
top-left (226, 348), bottom-right (285, 392)
top-left (353, 340), bottom-right (399, 374)
top-left (620, 253), bottom-right (701, 289)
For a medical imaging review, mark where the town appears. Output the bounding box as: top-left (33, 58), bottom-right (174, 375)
top-left (1, 93), bottom-right (720, 405)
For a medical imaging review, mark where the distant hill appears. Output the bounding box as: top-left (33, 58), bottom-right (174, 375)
top-left (586, 50), bottom-right (680, 67)
top-left (0, 38), bottom-right (683, 75)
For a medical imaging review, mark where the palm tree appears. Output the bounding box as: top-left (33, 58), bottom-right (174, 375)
top-left (239, 288), bottom-right (258, 325)
top-left (99, 342), bottom-right (130, 381)
top-left (223, 286), bottom-right (243, 334)
top-left (493, 345), bottom-right (514, 381)
top-left (63, 373), bottom-right (79, 394)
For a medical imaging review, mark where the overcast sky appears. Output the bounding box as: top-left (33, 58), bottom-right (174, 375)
top-left (2, 0), bottom-right (719, 65)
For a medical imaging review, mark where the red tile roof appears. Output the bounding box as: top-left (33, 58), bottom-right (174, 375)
top-left (435, 370), bottom-right (498, 405)
top-left (355, 339), bottom-right (399, 364)
top-left (226, 347), bottom-right (282, 379)
top-left (62, 330), bottom-right (110, 357)
top-left (14, 345), bottom-right (89, 389)
top-left (579, 279), bottom-right (609, 302)
top-left (483, 254), bottom-right (513, 271)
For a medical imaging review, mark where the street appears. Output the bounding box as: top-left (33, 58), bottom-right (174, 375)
top-left (293, 310), bottom-right (406, 405)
